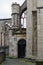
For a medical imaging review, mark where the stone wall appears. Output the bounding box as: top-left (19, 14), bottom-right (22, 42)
top-left (9, 30), bottom-right (26, 58)
top-left (27, 0), bottom-right (43, 60)
top-left (0, 19), bottom-right (11, 47)
top-left (0, 50), bottom-right (5, 64)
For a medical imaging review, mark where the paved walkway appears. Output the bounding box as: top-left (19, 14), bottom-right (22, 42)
top-left (1, 58), bottom-right (35, 65)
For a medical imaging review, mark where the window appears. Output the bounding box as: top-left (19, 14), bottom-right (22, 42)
top-left (21, 10), bottom-right (27, 28)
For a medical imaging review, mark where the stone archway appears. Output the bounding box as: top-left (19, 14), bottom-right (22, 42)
top-left (18, 39), bottom-right (26, 58)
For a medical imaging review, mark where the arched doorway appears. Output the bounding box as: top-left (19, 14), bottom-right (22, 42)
top-left (18, 39), bottom-right (26, 58)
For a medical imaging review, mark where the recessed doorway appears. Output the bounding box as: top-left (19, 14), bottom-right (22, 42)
top-left (18, 39), bottom-right (26, 58)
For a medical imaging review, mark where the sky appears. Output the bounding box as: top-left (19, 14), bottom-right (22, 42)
top-left (0, 0), bottom-right (25, 19)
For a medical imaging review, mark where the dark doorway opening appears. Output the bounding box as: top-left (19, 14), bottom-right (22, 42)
top-left (18, 39), bottom-right (26, 58)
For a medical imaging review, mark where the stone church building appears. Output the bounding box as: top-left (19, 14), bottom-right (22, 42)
top-left (0, 0), bottom-right (43, 60)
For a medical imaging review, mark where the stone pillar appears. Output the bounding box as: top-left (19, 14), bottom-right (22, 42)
top-left (9, 30), bottom-right (17, 57)
top-left (0, 32), bottom-right (2, 46)
top-left (9, 30), bottom-right (12, 56)
top-left (36, 0), bottom-right (43, 60)
top-left (33, 0), bottom-right (37, 10)
top-left (37, 9), bottom-right (43, 60)
top-left (26, 0), bottom-right (33, 58)
top-left (2, 33), bottom-right (4, 46)
top-left (26, 0), bottom-right (37, 59)
top-left (11, 2), bottom-right (21, 29)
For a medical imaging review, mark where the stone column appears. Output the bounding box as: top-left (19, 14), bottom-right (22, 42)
top-left (33, 0), bottom-right (37, 10)
top-left (37, 9), bottom-right (43, 60)
top-left (36, 0), bottom-right (43, 60)
top-left (9, 30), bottom-right (17, 57)
top-left (26, 0), bottom-right (33, 58)
top-left (26, 0), bottom-right (37, 59)
top-left (2, 33), bottom-right (4, 46)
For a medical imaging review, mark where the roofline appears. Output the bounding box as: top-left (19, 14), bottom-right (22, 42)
top-left (0, 18), bottom-right (11, 21)
top-left (20, 0), bottom-right (27, 15)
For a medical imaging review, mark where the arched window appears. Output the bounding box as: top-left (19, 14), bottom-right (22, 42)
top-left (21, 10), bottom-right (27, 28)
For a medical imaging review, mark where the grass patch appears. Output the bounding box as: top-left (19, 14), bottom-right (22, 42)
top-left (0, 61), bottom-right (5, 65)
top-left (24, 59), bottom-right (36, 65)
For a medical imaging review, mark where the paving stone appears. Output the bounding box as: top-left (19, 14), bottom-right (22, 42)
top-left (1, 58), bottom-right (35, 65)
